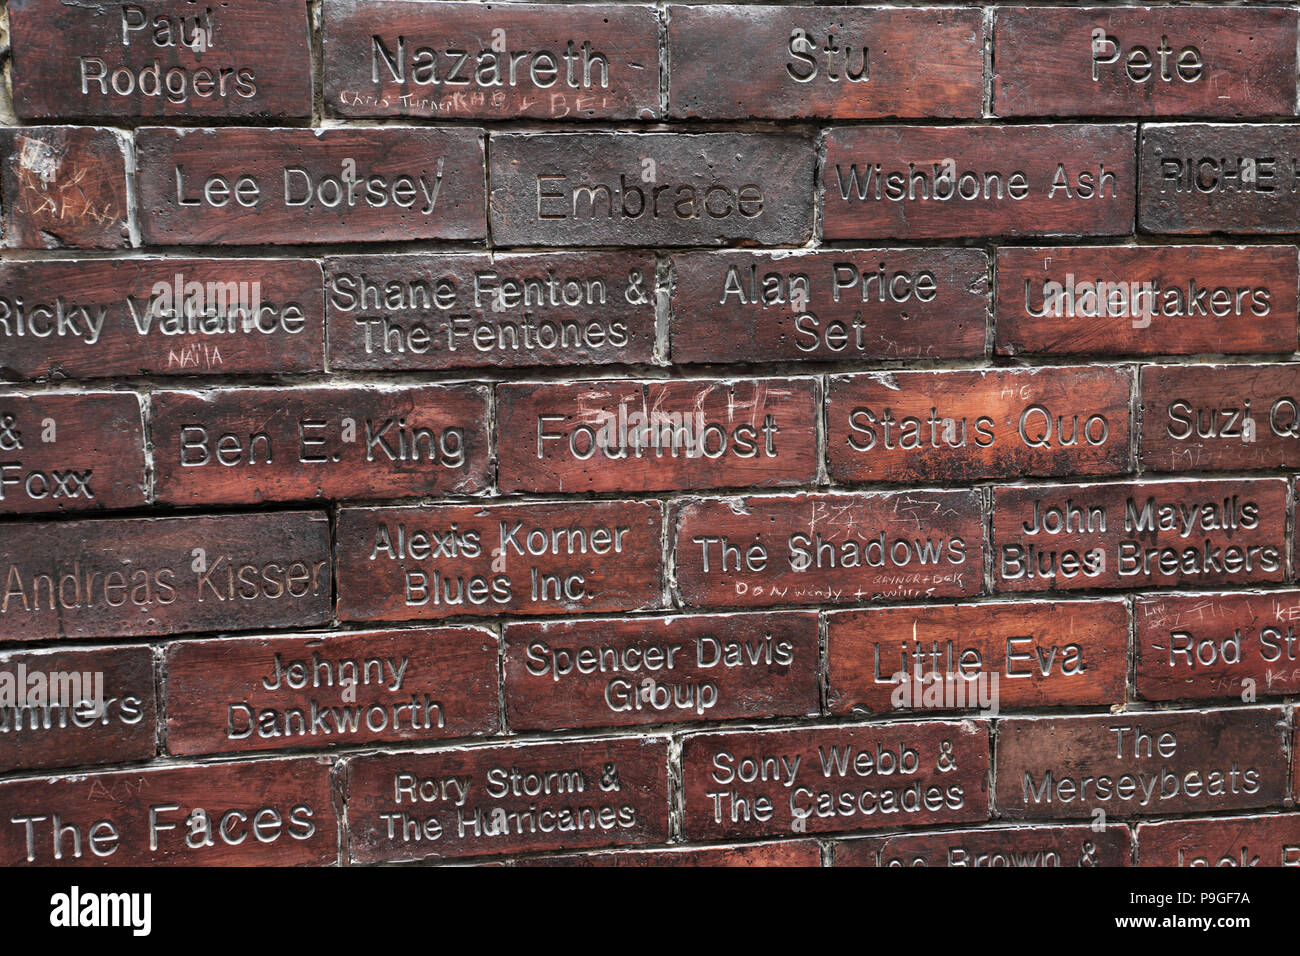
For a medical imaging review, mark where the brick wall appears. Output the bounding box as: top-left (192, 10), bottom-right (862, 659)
top-left (0, 0), bottom-right (1297, 867)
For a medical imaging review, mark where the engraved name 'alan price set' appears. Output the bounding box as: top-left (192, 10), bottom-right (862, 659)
top-left (4, 0), bottom-right (1300, 881)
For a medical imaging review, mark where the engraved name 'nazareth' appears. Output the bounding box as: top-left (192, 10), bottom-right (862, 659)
top-left (371, 35), bottom-right (613, 93)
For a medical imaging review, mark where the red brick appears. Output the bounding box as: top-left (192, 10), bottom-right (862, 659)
top-left (0, 511), bottom-right (331, 643)
top-left (325, 252), bottom-right (656, 371)
top-left (522, 839), bottom-right (822, 867)
top-left (0, 645), bottom-right (155, 772)
top-left (0, 756), bottom-right (337, 865)
top-left (996, 707), bottom-right (1290, 820)
top-left (1140, 124), bottom-right (1300, 235)
top-left (1138, 813), bottom-right (1300, 867)
top-left (336, 500), bottom-right (664, 622)
top-left (136, 127), bottom-right (486, 245)
top-left (0, 258), bottom-right (325, 380)
top-left (826, 367), bottom-right (1132, 483)
top-left (995, 245), bottom-right (1297, 357)
top-left (497, 378), bottom-right (819, 494)
top-left (1142, 364), bottom-right (1300, 471)
top-left (0, 392), bottom-right (145, 514)
top-left (826, 600), bottom-right (1127, 716)
top-left (151, 384), bottom-right (491, 505)
top-left (1294, 705), bottom-right (1299, 803)
top-left (670, 249), bottom-right (988, 364)
top-left (823, 125), bottom-right (1136, 240)
top-left (668, 6), bottom-right (983, 120)
top-left (346, 736), bottom-right (669, 862)
top-left (1, 127), bottom-right (129, 249)
top-left (1135, 591), bottom-right (1300, 702)
top-left (503, 611), bottom-right (819, 731)
top-left (9, 0), bottom-right (311, 119)
top-left (992, 478), bottom-right (1288, 592)
top-left (994, 7), bottom-right (1297, 118)
top-left (674, 491), bottom-right (983, 609)
top-left (836, 824), bottom-right (1131, 867)
top-left (164, 627), bottom-right (499, 757)
top-left (489, 132), bottom-right (816, 247)
top-left (325, 1), bottom-right (660, 120)
top-left (681, 721), bottom-right (990, 840)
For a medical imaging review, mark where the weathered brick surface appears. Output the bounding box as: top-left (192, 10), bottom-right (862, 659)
top-left (836, 824), bottom-right (1132, 867)
top-left (1137, 814), bottom-right (1300, 867)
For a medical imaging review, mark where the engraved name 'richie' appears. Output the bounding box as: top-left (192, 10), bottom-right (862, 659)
top-left (173, 160), bottom-right (446, 214)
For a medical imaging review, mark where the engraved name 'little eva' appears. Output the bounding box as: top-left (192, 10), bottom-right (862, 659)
top-left (172, 159), bottom-right (446, 214)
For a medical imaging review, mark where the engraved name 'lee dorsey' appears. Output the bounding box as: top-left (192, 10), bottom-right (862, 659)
top-left (172, 162), bottom-right (446, 214)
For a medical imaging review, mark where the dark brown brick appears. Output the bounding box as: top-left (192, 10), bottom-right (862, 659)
top-left (325, 1), bottom-right (660, 120)
top-left (497, 378), bottom-right (819, 494)
top-left (1135, 591), bottom-right (1300, 702)
top-left (992, 478), bottom-right (1288, 592)
top-left (823, 124), bottom-right (1136, 240)
top-left (681, 721), bottom-right (990, 840)
top-left (503, 611), bottom-right (819, 731)
top-left (136, 127), bottom-right (486, 246)
top-left (826, 367), bottom-right (1132, 483)
top-left (9, 0), bottom-right (311, 120)
top-left (670, 249), bottom-right (988, 364)
top-left (150, 384), bottom-right (491, 505)
top-left (336, 500), bottom-right (664, 622)
top-left (994, 7), bottom-right (1298, 118)
top-left (826, 600), bottom-right (1127, 716)
top-left (0, 392), bottom-right (145, 514)
top-left (836, 824), bottom-right (1131, 867)
top-left (489, 132), bottom-right (816, 247)
top-left (0, 645), bottom-right (155, 772)
top-left (0, 511), bottom-right (331, 643)
top-left (325, 252), bottom-right (656, 371)
top-left (0, 258), bottom-right (324, 381)
top-left (996, 707), bottom-right (1290, 820)
top-left (0, 757), bottom-right (337, 865)
top-left (1, 127), bottom-right (130, 249)
top-left (1141, 124), bottom-right (1300, 235)
top-left (164, 626), bottom-right (499, 756)
top-left (995, 246), bottom-right (1298, 357)
top-left (674, 491), bottom-right (983, 609)
top-left (346, 736), bottom-right (669, 862)
top-left (1142, 364), bottom-right (1300, 472)
top-left (1138, 814), bottom-right (1300, 866)
top-left (668, 6), bottom-right (982, 120)
top-left (522, 839), bottom-right (822, 867)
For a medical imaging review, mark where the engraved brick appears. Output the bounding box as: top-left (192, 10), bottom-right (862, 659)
top-left (346, 736), bottom-right (669, 862)
top-left (826, 600), bottom-right (1128, 716)
top-left (503, 611), bottom-right (819, 731)
top-left (1, 127), bottom-right (130, 250)
top-left (0, 645), bottom-right (156, 772)
top-left (670, 249), bottom-right (988, 364)
top-left (0, 511), bottom-right (331, 643)
top-left (836, 824), bottom-right (1131, 867)
top-left (150, 384), bottom-right (491, 505)
top-left (9, 0), bottom-right (311, 120)
top-left (995, 245), bottom-right (1298, 357)
top-left (992, 478), bottom-right (1288, 592)
top-left (674, 491), bottom-right (983, 609)
top-left (996, 707), bottom-right (1290, 820)
top-left (522, 839), bottom-right (822, 867)
top-left (325, 252), bottom-right (656, 371)
top-left (1294, 705), bottom-right (1299, 803)
top-left (0, 258), bottom-right (324, 381)
top-left (0, 392), bottom-right (145, 514)
top-left (489, 132), bottom-right (815, 247)
top-left (1141, 364), bottom-right (1300, 472)
top-left (325, 1), bottom-right (660, 120)
top-left (822, 124), bottom-right (1136, 240)
top-left (1138, 814), bottom-right (1300, 867)
top-left (680, 721), bottom-right (990, 840)
top-left (668, 5), bottom-right (983, 120)
top-left (1135, 591), bottom-right (1300, 702)
top-left (336, 500), bottom-right (663, 622)
top-left (0, 757), bottom-right (337, 865)
top-left (164, 626), bottom-right (499, 757)
top-left (497, 378), bottom-right (819, 494)
top-left (136, 127), bottom-right (486, 245)
top-left (994, 7), bottom-right (1298, 118)
top-left (826, 367), bottom-right (1132, 483)
top-left (1140, 124), bottom-right (1300, 235)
